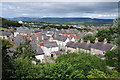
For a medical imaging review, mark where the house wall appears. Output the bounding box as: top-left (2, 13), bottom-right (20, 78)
top-left (65, 38), bottom-right (70, 44)
top-left (77, 48), bottom-right (90, 54)
top-left (41, 46), bottom-right (59, 56)
top-left (67, 47), bottom-right (77, 53)
top-left (56, 41), bottom-right (65, 49)
top-left (35, 55), bottom-right (45, 63)
top-left (53, 38), bottom-right (70, 50)
top-left (71, 37), bottom-right (76, 42)
top-left (0, 36), bottom-right (7, 39)
top-left (14, 32), bottom-right (19, 37)
top-left (90, 48), bottom-right (104, 55)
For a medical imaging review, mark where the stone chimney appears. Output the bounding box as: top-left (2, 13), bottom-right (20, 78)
top-left (49, 36), bottom-right (53, 42)
top-left (87, 40), bottom-right (91, 44)
top-left (80, 38), bottom-right (84, 43)
top-left (36, 37), bottom-right (39, 44)
top-left (42, 35), bottom-right (44, 40)
top-left (103, 38), bottom-right (107, 44)
top-left (95, 38), bottom-right (98, 43)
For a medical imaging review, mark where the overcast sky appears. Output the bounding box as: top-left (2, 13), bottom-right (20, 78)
top-left (1, 2), bottom-right (118, 19)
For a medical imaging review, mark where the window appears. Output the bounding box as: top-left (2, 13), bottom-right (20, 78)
top-left (103, 51), bottom-right (106, 54)
top-left (51, 54), bottom-right (53, 57)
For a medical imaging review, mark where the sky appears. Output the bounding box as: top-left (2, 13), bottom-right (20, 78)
top-left (0, 2), bottom-right (118, 19)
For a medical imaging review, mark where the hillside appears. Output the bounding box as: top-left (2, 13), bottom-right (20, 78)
top-left (7, 17), bottom-right (113, 25)
top-left (1, 17), bottom-right (22, 28)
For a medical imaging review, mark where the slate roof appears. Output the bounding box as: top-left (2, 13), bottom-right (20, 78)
top-left (91, 42), bottom-right (103, 50)
top-left (54, 36), bottom-right (68, 42)
top-left (67, 41), bottom-right (93, 50)
top-left (66, 29), bottom-right (78, 34)
top-left (17, 27), bottom-right (34, 34)
top-left (91, 42), bottom-right (113, 51)
top-left (31, 35), bottom-right (36, 42)
top-left (66, 41), bottom-right (75, 47)
top-left (70, 43), bottom-right (79, 48)
top-left (77, 42), bottom-right (93, 50)
top-left (30, 41), bottom-right (44, 55)
top-left (13, 35), bottom-right (26, 45)
top-left (0, 31), bottom-right (13, 36)
top-left (43, 41), bottom-right (58, 48)
top-left (100, 43), bottom-right (113, 51)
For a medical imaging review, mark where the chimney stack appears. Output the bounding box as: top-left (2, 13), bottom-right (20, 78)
top-left (103, 38), bottom-right (107, 44)
top-left (95, 38), bottom-right (98, 43)
top-left (87, 40), bottom-right (91, 44)
top-left (42, 35), bottom-right (44, 40)
top-left (80, 38), bottom-right (84, 43)
top-left (36, 37), bottom-right (39, 44)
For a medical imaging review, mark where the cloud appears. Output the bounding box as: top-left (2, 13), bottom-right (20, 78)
top-left (1, 2), bottom-right (118, 19)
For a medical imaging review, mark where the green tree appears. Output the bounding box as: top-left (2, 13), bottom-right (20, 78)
top-left (45, 26), bottom-right (51, 29)
top-left (14, 57), bottom-right (42, 78)
top-left (1, 38), bottom-right (13, 56)
top-left (1, 38), bottom-right (15, 79)
top-left (82, 34), bottom-right (96, 43)
top-left (87, 69), bottom-right (107, 78)
top-left (13, 41), bottom-right (35, 59)
top-left (105, 49), bottom-right (119, 71)
top-left (56, 53), bottom-right (109, 77)
top-left (96, 29), bottom-right (112, 43)
top-left (42, 62), bottom-right (85, 79)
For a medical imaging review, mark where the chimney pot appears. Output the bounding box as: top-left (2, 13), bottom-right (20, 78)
top-left (95, 38), bottom-right (98, 43)
top-left (103, 38), bottom-right (107, 44)
top-left (80, 38), bottom-right (84, 43)
top-left (87, 40), bottom-right (90, 44)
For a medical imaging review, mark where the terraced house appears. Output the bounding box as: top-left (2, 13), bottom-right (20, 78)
top-left (3, 27), bottom-right (116, 62)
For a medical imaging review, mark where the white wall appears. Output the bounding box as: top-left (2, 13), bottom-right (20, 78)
top-left (41, 46), bottom-right (59, 56)
top-left (14, 32), bottom-right (19, 37)
top-left (67, 47), bottom-right (76, 53)
top-left (35, 55), bottom-right (45, 63)
top-left (71, 37), bottom-right (76, 42)
top-left (90, 48), bottom-right (104, 55)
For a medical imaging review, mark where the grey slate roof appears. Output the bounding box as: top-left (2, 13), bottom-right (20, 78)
top-left (17, 27), bottom-right (34, 34)
top-left (91, 42), bottom-right (113, 51)
top-left (78, 33), bottom-right (85, 39)
top-left (43, 41), bottom-right (58, 48)
top-left (66, 41), bottom-right (75, 47)
top-left (0, 31), bottom-right (13, 36)
top-left (54, 35), bottom-right (68, 42)
top-left (30, 41), bottom-right (44, 55)
top-left (67, 41), bottom-right (93, 50)
top-left (77, 42), bottom-right (93, 50)
top-left (70, 43), bottom-right (79, 48)
top-left (13, 35), bottom-right (26, 45)
top-left (91, 42), bottom-right (103, 50)
top-left (100, 43), bottom-right (113, 51)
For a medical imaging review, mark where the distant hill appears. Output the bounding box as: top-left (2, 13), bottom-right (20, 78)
top-left (7, 17), bottom-right (113, 24)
